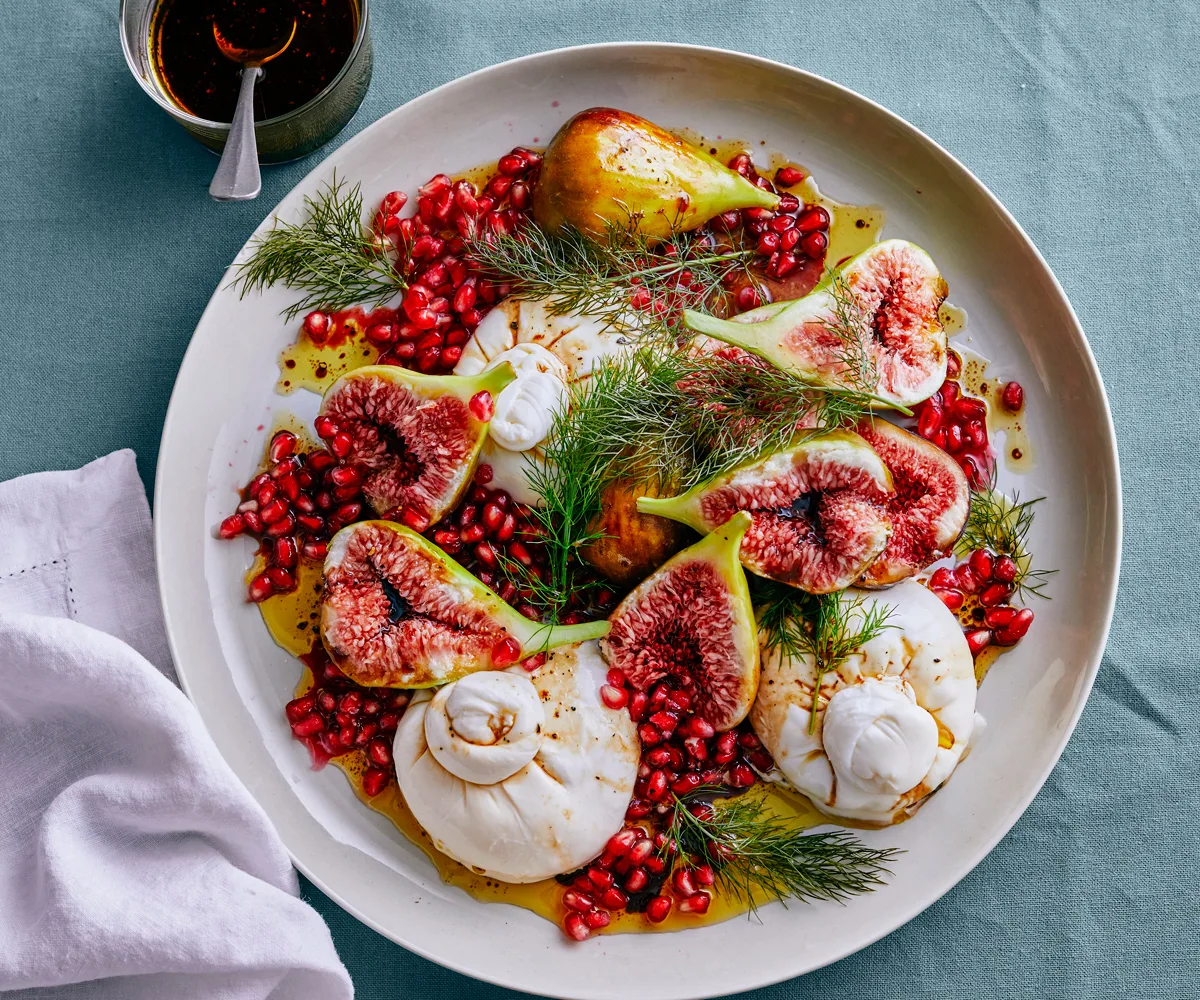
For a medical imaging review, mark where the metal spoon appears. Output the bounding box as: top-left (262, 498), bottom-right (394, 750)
top-left (208, 17), bottom-right (297, 202)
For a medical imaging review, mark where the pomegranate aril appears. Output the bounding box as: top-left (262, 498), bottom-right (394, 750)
top-left (953, 564), bottom-right (981, 594)
top-left (969, 549), bottom-right (995, 581)
top-left (330, 432), bottom-right (353, 458)
top-left (646, 895), bottom-right (672, 923)
top-left (627, 837), bottom-right (654, 866)
top-left (628, 691), bottom-right (649, 722)
top-left (993, 555), bottom-right (1019, 583)
top-left (266, 514), bottom-right (296, 538)
top-left (367, 737), bottom-right (393, 768)
top-left (269, 431), bottom-right (297, 463)
top-left (934, 587), bottom-right (965, 611)
top-left (996, 607), bottom-right (1035, 642)
top-left (563, 889), bottom-right (594, 913)
top-left (756, 232), bottom-right (780, 254)
top-left (1001, 381), bottom-right (1025, 412)
top-left (796, 206), bottom-right (830, 232)
top-left (965, 629), bottom-right (992, 656)
top-left (303, 311), bottom-right (330, 341)
top-left (624, 867), bottom-right (649, 893)
top-left (673, 869), bottom-right (697, 897)
top-left (729, 763), bottom-right (756, 787)
top-left (600, 684), bottom-right (628, 710)
top-left (317, 690), bottom-right (337, 713)
top-left (285, 695), bottom-right (315, 722)
top-left (979, 582), bottom-right (1012, 607)
top-left (219, 514), bottom-right (245, 539)
top-left (291, 713), bottom-right (324, 737)
top-left (491, 636), bottom-right (522, 666)
top-left (586, 867), bottom-right (615, 891)
top-left (497, 153), bottom-right (526, 177)
top-left (583, 909), bottom-right (610, 930)
top-left (678, 891), bottom-right (711, 914)
top-left (273, 535), bottom-right (298, 569)
top-left (599, 887), bottom-right (628, 910)
top-left (563, 913), bottom-right (590, 941)
top-left (361, 767), bottom-right (389, 797)
top-left (984, 605), bottom-right (1018, 628)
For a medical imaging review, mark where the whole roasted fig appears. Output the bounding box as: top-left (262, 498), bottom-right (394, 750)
top-left (854, 419), bottom-right (969, 586)
top-left (600, 511), bottom-right (758, 730)
top-left (532, 108), bottom-right (780, 240)
top-left (580, 480), bottom-right (693, 585)
top-left (683, 240), bottom-right (949, 408)
top-left (636, 431), bottom-right (894, 594)
top-left (321, 520), bottom-right (608, 688)
top-left (319, 363), bottom-right (514, 521)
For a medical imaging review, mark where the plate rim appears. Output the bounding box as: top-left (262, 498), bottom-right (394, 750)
top-left (154, 40), bottom-right (1123, 997)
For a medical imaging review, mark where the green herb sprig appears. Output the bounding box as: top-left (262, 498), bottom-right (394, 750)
top-left (233, 176), bottom-right (405, 321)
top-left (524, 350), bottom-right (884, 616)
top-left (663, 793), bottom-right (901, 911)
top-left (755, 582), bottom-right (896, 733)
top-left (466, 217), bottom-right (756, 344)
top-left (956, 487), bottom-right (1055, 600)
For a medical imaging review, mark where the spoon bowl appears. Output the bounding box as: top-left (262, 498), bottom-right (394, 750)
top-left (208, 16), bottom-right (298, 201)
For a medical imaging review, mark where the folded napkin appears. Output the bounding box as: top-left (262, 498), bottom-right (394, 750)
top-left (0, 450), bottom-right (353, 1000)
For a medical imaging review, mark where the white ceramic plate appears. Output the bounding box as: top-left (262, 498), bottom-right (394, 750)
top-left (155, 43), bottom-right (1121, 1000)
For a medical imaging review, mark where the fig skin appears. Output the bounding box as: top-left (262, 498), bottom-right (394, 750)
top-left (636, 431), bottom-right (895, 594)
top-left (682, 239), bottom-right (949, 409)
top-left (532, 108), bottom-right (779, 240)
top-left (319, 363), bottom-right (515, 521)
top-left (320, 520), bottom-right (608, 688)
top-left (854, 420), bottom-right (970, 587)
top-left (600, 511), bottom-right (759, 730)
top-left (580, 480), bottom-right (694, 585)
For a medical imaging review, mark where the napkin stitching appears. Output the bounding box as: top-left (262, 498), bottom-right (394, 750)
top-left (2, 559), bottom-right (61, 578)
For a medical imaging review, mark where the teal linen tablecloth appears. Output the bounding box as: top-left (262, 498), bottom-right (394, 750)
top-left (2, 1), bottom-right (1197, 996)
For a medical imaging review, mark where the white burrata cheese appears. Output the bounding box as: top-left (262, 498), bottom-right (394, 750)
top-left (453, 298), bottom-right (630, 504)
top-left (393, 640), bottom-right (639, 882)
top-left (750, 580), bottom-right (983, 825)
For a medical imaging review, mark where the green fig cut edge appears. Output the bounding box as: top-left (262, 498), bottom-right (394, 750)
top-left (322, 360), bottom-right (517, 407)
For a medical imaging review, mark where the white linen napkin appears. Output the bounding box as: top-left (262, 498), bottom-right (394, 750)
top-left (0, 450), bottom-right (354, 1000)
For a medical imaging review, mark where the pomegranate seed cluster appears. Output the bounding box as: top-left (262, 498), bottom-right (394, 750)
top-left (300, 149), bottom-right (542, 377)
top-left (929, 551), bottom-right (1035, 657)
top-left (556, 669), bottom-right (774, 939)
top-left (556, 812), bottom-right (723, 940)
top-left (912, 353), bottom-right (1012, 489)
top-left (218, 430), bottom-right (368, 601)
top-left (715, 157), bottom-right (831, 286)
top-left (421, 465), bottom-right (617, 628)
top-left (285, 645), bottom-right (409, 796)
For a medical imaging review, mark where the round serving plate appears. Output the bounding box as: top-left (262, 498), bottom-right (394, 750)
top-left (155, 43), bottom-right (1121, 1000)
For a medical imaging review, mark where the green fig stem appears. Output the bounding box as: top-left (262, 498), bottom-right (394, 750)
top-left (681, 307), bottom-right (780, 354)
top-left (518, 617), bottom-right (610, 654)
top-left (469, 360), bottom-right (518, 398)
top-left (680, 309), bottom-right (913, 416)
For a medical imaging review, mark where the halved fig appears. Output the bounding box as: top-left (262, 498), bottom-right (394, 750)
top-left (321, 520), bottom-right (608, 688)
top-left (600, 512), bottom-right (758, 729)
top-left (636, 431), bottom-right (894, 594)
top-left (319, 363), bottom-right (515, 520)
top-left (682, 240), bottom-right (949, 408)
top-left (855, 419), bottom-right (970, 586)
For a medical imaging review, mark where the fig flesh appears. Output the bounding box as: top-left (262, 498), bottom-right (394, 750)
top-left (682, 240), bottom-right (949, 408)
top-left (637, 431), bottom-right (894, 594)
top-left (600, 511), bottom-right (758, 730)
top-left (532, 108), bottom-right (780, 241)
top-left (854, 419), bottom-right (970, 587)
top-left (580, 479), bottom-right (694, 585)
top-left (321, 520), bottom-right (608, 688)
top-left (319, 364), bottom-right (515, 520)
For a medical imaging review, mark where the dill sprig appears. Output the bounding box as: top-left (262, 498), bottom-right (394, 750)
top-left (754, 581), bottom-right (896, 733)
top-left (956, 487), bottom-right (1055, 600)
top-left (233, 175), bottom-right (405, 321)
top-left (663, 793), bottom-right (900, 911)
top-left (466, 217), bottom-right (756, 344)
top-left (524, 350), bottom-right (884, 616)
top-left (820, 271), bottom-right (880, 394)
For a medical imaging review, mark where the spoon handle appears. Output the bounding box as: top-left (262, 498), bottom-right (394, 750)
top-left (209, 67), bottom-right (262, 202)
